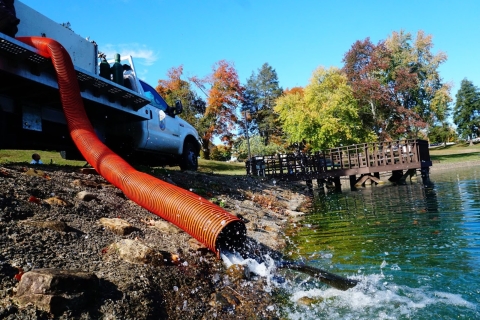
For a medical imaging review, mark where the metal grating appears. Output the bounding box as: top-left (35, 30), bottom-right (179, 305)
top-left (1, 34), bottom-right (150, 110)
top-left (0, 38), bottom-right (28, 55)
top-left (26, 53), bottom-right (49, 64)
top-left (0, 37), bottom-right (49, 65)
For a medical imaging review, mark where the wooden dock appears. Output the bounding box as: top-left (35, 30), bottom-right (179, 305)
top-left (246, 139), bottom-right (432, 190)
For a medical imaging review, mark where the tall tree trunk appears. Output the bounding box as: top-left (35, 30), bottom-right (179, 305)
top-left (201, 138), bottom-right (210, 160)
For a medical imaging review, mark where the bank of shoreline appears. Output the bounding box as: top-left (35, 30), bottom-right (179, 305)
top-left (429, 159), bottom-right (480, 171)
top-left (0, 163), bottom-right (312, 319)
top-left (1, 158), bottom-right (479, 319)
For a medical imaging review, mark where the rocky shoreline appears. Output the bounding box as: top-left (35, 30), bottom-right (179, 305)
top-left (0, 164), bottom-right (311, 319)
top-left (1, 158), bottom-right (472, 319)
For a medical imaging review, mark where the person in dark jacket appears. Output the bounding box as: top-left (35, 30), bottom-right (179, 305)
top-left (0, 0), bottom-right (20, 37)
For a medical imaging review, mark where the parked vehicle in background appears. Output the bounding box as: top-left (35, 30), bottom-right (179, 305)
top-left (0, 1), bottom-right (200, 170)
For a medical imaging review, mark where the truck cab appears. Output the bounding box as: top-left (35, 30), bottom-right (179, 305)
top-left (102, 55), bottom-right (201, 171)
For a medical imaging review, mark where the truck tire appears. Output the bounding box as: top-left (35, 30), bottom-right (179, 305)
top-left (179, 141), bottom-right (198, 171)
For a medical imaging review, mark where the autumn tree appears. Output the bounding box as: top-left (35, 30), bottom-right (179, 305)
top-left (210, 144), bottom-right (232, 161)
top-left (242, 63), bottom-right (283, 145)
top-left (156, 65), bottom-right (206, 128)
top-left (275, 67), bottom-right (376, 150)
top-left (190, 60), bottom-right (243, 159)
top-left (453, 79), bottom-right (480, 144)
top-left (342, 38), bottom-right (393, 139)
top-left (343, 30), bottom-right (451, 140)
top-left (385, 30), bottom-right (451, 136)
top-left (283, 87), bottom-right (304, 96)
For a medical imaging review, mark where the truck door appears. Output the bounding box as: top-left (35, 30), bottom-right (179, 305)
top-left (140, 80), bottom-right (181, 153)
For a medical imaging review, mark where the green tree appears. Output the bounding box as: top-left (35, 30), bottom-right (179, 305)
top-left (453, 79), bottom-right (480, 145)
top-left (428, 123), bottom-right (456, 146)
top-left (210, 145), bottom-right (232, 161)
top-left (243, 63), bottom-right (283, 145)
top-left (234, 135), bottom-right (286, 161)
top-left (274, 67), bottom-right (376, 151)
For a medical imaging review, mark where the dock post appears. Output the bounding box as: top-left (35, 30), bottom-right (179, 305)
top-left (317, 179), bottom-right (325, 188)
top-left (389, 170), bottom-right (403, 182)
top-left (333, 176), bottom-right (341, 191)
top-left (421, 167), bottom-right (430, 184)
top-left (349, 175), bottom-right (356, 191)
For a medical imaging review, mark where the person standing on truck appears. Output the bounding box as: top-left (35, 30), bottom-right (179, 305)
top-left (0, 0), bottom-right (20, 37)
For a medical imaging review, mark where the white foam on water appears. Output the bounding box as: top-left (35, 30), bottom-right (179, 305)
top-left (286, 273), bottom-right (476, 319)
top-left (221, 252), bottom-right (276, 277)
top-left (433, 291), bottom-right (476, 308)
top-left (220, 253), bottom-right (476, 319)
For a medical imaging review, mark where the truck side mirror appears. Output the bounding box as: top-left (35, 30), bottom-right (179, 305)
top-left (174, 100), bottom-right (183, 115)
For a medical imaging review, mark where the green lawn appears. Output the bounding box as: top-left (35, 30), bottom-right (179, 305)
top-left (429, 142), bottom-right (480, 164)
top-left (0, 149), bottom-right (86, 167)
top-left (197, 158), bottom-right (246, 175)
top-left (0, 149), bottom-right (247, 175)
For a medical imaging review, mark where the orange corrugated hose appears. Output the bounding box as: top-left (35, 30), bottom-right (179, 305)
top-left (17, 37), bottom-right (246, 255)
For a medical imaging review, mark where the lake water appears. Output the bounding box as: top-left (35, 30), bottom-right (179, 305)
top-left (275, 166), bottom-right (480, 319)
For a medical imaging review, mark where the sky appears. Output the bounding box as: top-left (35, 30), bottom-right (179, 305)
top-left (18, 0), bottom-right (480, 107)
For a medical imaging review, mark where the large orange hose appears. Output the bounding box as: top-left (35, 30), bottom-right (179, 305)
top-left (17, 37), bottom-right (246, 255)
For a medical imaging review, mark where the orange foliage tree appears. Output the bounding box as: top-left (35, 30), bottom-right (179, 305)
top-left (156, 65), bottom-right (206, 128)
top-left (190, 60), bottom-right (244, 159)
top-left (283, 87), bottom-right (304, 97)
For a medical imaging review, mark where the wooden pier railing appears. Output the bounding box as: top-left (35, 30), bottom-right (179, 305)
top-left (246, 139), bottom-right (432, 185)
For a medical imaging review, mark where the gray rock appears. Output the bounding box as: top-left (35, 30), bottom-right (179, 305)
top-left (99, 217), bottom-right (134, 235)
top-left (109, 239), bottom-right (166, 266)
top-left (14, 268), bottom-right (98, 315)
top-left (76, 191), bottom-right (98, 201)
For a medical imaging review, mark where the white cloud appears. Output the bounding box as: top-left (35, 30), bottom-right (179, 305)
top-left (100, 43), bottom-right (158, 66)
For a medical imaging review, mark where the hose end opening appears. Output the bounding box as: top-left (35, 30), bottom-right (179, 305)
top-left (215, 220), bottom-right (247, 256)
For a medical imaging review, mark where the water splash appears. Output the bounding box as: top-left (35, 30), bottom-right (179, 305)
top-left (220, 253), bottom-right (476, 319)
top-left (286, 273), bottom-right (475, 319)
top-left (221, 251), bottom-right (276, 278)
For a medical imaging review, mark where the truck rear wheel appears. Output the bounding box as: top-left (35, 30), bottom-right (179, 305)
top-left (179, 141), bottom-right (198, 171)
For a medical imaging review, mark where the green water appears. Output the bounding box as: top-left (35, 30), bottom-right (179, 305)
top-left (280, 167), bottom-right (480, 319)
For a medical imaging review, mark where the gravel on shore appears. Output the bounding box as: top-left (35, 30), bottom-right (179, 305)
top-left (0, 163), bottom-right (311, 319)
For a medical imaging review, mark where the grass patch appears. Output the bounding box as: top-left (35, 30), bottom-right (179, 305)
top-left (0, 149), bottom-right (86, 167)
top-left (0, 149), bottom-right (248, 175)
top-left (429, 142), bottom-right (480, 163)
top-left (197, 159), bottom-right (246, 175)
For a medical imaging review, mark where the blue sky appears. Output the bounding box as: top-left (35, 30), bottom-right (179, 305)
top-left (19, 0), bottom-right (480, 108)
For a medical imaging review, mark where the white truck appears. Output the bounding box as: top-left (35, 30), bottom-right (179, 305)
top-left (0, 1), bottom-right (201, 170)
